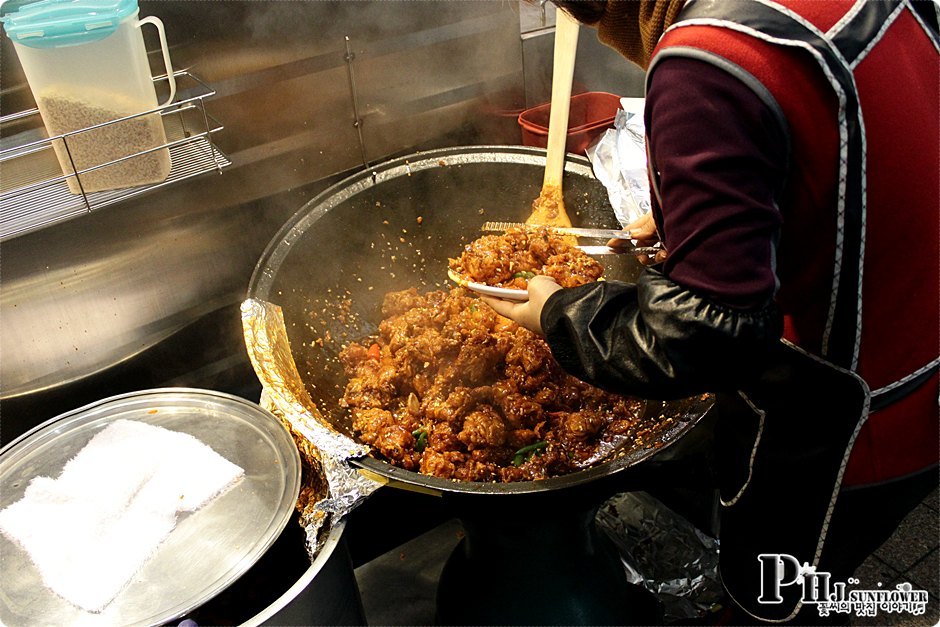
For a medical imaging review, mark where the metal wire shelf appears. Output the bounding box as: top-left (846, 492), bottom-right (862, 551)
top-left (0, 71), bottom-right (231, 241)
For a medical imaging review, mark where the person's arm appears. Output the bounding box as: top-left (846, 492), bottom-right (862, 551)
top-left (498, 57), bottom-right (789, 399)
top-left (541, 271), bottom-right (781, 399)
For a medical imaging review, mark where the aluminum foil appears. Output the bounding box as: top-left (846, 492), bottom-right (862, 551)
top-left (596, 491), bottom-right (724, 622)
top-left (241, 298), bottom-right (381, 558)
top-left (586, 97), bottom-right (651, 228)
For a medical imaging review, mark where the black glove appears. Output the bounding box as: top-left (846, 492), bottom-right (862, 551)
top-left (540, 267), bottom-right (783, 399)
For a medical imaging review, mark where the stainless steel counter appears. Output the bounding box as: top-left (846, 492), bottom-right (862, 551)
top-left (0, 1), bottom-right (644, 440)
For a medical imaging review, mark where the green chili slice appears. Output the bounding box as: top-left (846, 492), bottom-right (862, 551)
top-left (512, 271), bottom-right (536, 280)
top-left (512, 440), bottom-right (547, 466)
top-left (412, 428), bottom-right (429, 452)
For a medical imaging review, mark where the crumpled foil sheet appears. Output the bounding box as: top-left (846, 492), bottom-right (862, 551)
top-left (241, 298), bottom-right (381, 559)
top-left (586, 97), bottom-right (651, 228)
top-left (596, 491), bottom-right (724, 622)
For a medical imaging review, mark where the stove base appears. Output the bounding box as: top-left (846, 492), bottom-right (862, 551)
top-left (435, 492), bottom-right (663, 625)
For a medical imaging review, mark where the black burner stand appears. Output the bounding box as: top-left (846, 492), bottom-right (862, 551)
top-left (436, 486), bottom-right (663, 625)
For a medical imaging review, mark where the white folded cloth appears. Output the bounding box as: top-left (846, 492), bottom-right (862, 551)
top-left (0, 419), bottom-right (244, 613)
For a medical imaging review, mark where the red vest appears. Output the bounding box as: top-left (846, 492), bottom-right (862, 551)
top-left (649, 0), bottom-right (939, 486)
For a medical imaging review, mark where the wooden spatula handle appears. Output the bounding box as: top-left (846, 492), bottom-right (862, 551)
top-left (543, 10), bottom-right (580, 190)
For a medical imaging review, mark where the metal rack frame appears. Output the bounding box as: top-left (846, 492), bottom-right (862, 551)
top-left (0, 71), bottom-right (231, 241)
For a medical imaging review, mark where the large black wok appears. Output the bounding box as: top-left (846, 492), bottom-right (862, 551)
top-left (248, 146), bottom-right (714, 624)
top-left (248, 145), bottom-right (712, 496)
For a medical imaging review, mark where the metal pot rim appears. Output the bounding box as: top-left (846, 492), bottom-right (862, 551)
top-left (239, 518), bottom-right (348, 627)
top-left (248, 146), bottom-right (713, 495)
top-left (249, 145), bottom-right (594, 301)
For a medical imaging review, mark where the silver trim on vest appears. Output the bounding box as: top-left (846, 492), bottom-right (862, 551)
top-left (905, 0), bottom-right (940, 51)
top-left (871, 358), bottom-right (940, 397)
top-left (850, 1), bottom-right (906, 69)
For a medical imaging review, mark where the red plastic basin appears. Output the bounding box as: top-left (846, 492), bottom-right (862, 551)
top-left (518, 91), bottom-right (622, 154)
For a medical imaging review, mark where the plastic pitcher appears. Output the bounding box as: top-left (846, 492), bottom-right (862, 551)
top-left (1, 0), bottom-right (176, 194)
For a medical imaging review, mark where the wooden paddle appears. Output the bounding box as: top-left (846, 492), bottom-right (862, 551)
top-left (527, 9), bottom-right (579, 228)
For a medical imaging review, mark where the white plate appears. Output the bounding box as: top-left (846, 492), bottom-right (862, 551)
top-left (447, 269), bottom-right (529, 301)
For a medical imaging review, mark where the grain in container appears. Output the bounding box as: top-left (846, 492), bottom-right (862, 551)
top-left (0, 0), bottom-right (176, 194)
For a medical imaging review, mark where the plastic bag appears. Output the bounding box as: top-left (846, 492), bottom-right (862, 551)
top-left (585, 97), bottom-right (651, 228)
top-left (597, 492), bottom-right (724, 624)
top-left (596, 491), bottom-right (724, 622)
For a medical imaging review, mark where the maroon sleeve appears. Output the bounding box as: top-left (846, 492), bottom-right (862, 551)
top-left (645, 56), bottom-right (789, 310)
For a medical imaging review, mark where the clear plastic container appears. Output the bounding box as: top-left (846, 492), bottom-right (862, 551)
top-left (1, 0), bottom-right (177, 194)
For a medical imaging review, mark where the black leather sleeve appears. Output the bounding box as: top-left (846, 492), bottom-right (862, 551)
top-left (540, 268), bottom-right (783, 400)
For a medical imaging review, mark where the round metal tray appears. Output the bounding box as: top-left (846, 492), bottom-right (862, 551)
top-left (0, 388), bottom-right (301, 627)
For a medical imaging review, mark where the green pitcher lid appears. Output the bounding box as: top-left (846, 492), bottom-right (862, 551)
top-left (0, 0), bottom-right (138, 48)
